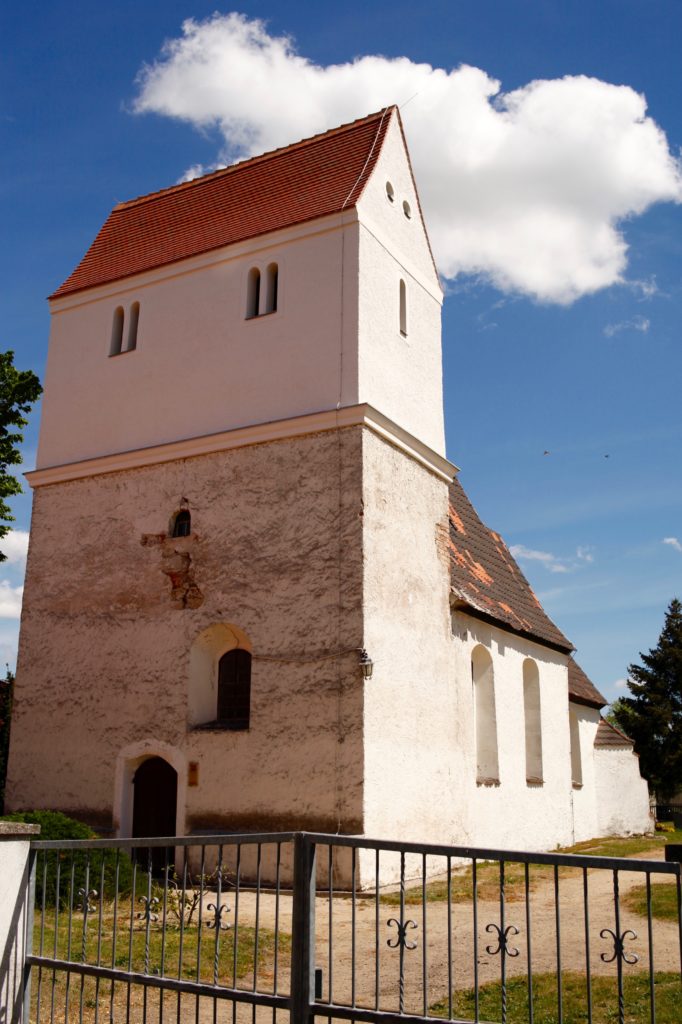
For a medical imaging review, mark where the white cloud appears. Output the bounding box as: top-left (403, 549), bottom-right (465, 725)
top-left (627, 277), bottom-right (659, 299)
top-left (510, 544), bottom-right (571, 573)
top-left (176, 161), bottom-right (226, 184)
top-left (613, 678), bottom-right (628, 690)
top-left (133, 13), bottom-right (682, 304)
top-left (511, 543), bottom-right (595, 574)
top-left (0, 580), bottom-right (23, 619)
top-left (663, 536), bottom-right (682, 553)
top-left (0, 529), bottom-right (29, 567)
top-left (603, 314), bottom-right (650, 337)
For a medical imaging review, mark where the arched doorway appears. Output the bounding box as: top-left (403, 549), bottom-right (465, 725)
top-left (132, 757), bottom-right (178, 871)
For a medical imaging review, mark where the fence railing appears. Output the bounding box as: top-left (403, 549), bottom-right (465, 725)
top-left (23, 831), bottom-right (682, 1024)
top-left (653, 803), bottom-right (682, 827)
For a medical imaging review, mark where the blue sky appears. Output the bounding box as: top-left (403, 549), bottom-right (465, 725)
top-left (1, 1), bottom-right (681, 697)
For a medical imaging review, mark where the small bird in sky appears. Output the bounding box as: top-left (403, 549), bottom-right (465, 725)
top-left (543, 450), bottom-right (550, 456)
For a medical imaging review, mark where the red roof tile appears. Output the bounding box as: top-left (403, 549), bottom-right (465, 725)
top-left (51, 108), bottom-right (394, 299)
top-left (595, 718), bottom-right (635, 748)
top-left (448, 477), bottom-right (573, 653)
top-left (568, 658), bottom-right (607, 708)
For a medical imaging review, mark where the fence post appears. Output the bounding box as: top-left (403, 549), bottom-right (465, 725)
top-left (290, 833), bottom-right (316, 1024)
top-left (0, 823), bottom-right (40, 1024)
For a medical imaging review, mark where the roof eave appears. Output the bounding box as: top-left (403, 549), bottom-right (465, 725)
top-left (451, 598), bottom-right (575, 656)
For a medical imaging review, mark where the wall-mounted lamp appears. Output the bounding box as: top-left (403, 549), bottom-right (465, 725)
top-left (358, 649), bottom-right (374, 680)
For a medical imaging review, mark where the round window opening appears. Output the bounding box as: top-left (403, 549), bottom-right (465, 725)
top-left (403, 200), bottom-right (412, 219)
top-left (385, 181), bottom-right (395, 203)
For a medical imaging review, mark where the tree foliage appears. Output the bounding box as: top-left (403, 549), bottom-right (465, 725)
top-left (611, 598), bottom-right (682, 799)
top-left (0, 349), bottom-right (42, 560)
top-left (0, 810), bottom-right (133, 906)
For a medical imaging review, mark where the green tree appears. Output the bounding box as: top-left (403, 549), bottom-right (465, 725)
top-left (0, 349), bottom-right (42, 560)
top-left (611, 598), bottom-right (682, 799)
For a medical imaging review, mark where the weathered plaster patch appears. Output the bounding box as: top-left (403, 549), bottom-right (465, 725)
top-left (141, 532), bottom-right (204, 609)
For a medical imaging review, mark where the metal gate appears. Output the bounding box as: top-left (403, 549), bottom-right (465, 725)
top-left (25, 831), bottom-right (682, 1024)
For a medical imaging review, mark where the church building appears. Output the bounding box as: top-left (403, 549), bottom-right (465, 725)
top-left (6, 107), bottom-right (650, 882)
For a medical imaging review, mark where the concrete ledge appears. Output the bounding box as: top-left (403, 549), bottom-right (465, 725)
top-left (0, 822), bottom-right (41, 839)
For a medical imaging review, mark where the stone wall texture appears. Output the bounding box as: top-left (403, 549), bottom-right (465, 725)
top-left (7, 427), bottom-right (366, 838)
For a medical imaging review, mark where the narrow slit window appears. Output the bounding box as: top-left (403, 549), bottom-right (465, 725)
top-left (171, 509), bottom-right (191, 538)
top-left (472, 645), bottom-right (499, 784)
top-left (126, 302), bottom-right (140, 351)
top-left (569, 707), bottom-right (583, 787)
top-left (399, 279), bottom-right (407, 336)
top-left (523, 659), bottom-right (543, 783)
top-left (246, 267), bottom-right (261, 318)
top-left (264, 263), bottom-right (278, 314)
top-left (217, 649), bottom-right (251, 729)
top-left (110, 306), bottom-right (124, 356)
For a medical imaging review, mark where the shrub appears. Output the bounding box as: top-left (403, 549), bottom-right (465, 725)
top-left (1, 810), bottom-right (133, 907)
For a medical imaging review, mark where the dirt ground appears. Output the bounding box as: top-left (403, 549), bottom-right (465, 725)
top-left (32, 848), bottom-right (680, 1023)
top-left (215, 846), bottom-right (681, 1016)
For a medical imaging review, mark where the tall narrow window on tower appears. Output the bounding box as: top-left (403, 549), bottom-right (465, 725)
top-left (264, 263), bottom-right (278, 314)
top-left (110, 306), bottom-right (124, 356)
top-left (246, 267), bottom-right (261, 318)
top-left (126, 301), bottom-right (140, 351)
top-left (217, 649), bottom-right (252, 729)
top-left (399, 279), bottom-right (407, 337)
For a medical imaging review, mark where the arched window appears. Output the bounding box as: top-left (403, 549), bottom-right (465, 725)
top-left (217, 649), bottom-right (251, 729)
top-left (171, 509), bottom-right (191, 538)
top-left (246, 267), bottom-right (261, 318)
top-left (523, 659), bottom-right (543, 783)
top-left (472, 645), bottom-right (499, 783)
top-left (126, 301), bottom-right (140, 351)
top-left (569, 707), bottom-right (583, 787)
top-left (399, 279), bottom-right (407, 337)
top-left (264, 263), bottom-right (278, 314)
top-left (110, 306), bottom-right (124, 356)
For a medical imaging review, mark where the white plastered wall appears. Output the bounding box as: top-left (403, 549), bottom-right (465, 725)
top-left (569, 703), bottom-right (601, 843)
top-left (356, 114), bottom-right (445, 456)
top-left (37, 217), bottom-right (361, 468)
top-left (449, 617), bottom-right (576, 852)
top-left (359, 429), bottom-right (455, 884)
top-left (594, 746), bottom-right (652, 836)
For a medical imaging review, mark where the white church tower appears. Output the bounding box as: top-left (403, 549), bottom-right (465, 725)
top-left (7, 107), bottom-right (651, 878)
top-left (7, 108), bottom-right (460, 869)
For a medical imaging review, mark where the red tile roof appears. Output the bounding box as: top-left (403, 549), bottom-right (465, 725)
top-left (567, 658), bottom-right (607, 708)
top-left (51, 108), bottom-right (394, 299)
top-left (595, 718), bottom-right (635, 748)
top-left (448, 477), bottom-right (573, 653)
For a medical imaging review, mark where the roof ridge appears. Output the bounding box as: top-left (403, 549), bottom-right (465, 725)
top-left (115, 107), bottom-right (395, 213)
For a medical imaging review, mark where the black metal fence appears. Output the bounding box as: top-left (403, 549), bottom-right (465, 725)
top-left (25, 831), bottom-right (682, 1024)
top-left (653, 804), bottom-right (682, 828)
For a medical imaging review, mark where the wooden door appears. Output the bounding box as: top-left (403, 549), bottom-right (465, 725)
top-left (132, 757), bottom-right (177, 871)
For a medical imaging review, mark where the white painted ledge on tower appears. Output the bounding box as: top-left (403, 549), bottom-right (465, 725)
top-left (25, 404), bottom-right (458, 488)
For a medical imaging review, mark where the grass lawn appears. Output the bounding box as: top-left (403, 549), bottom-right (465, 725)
top-left (33, 896), bottom-right (290, 986)
top-left (430, 971), bottom-right (681, 1024)
top-left (381, 832), bottom-right (682, 907)
top-left (32, 897), bottom-right (291, 1023)
top-left (623, 882), bottom-right (681, 922)
top-left (559, 831), bottom-right (682, 858)
top-left (380, 861), bottom-right (546, 906)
